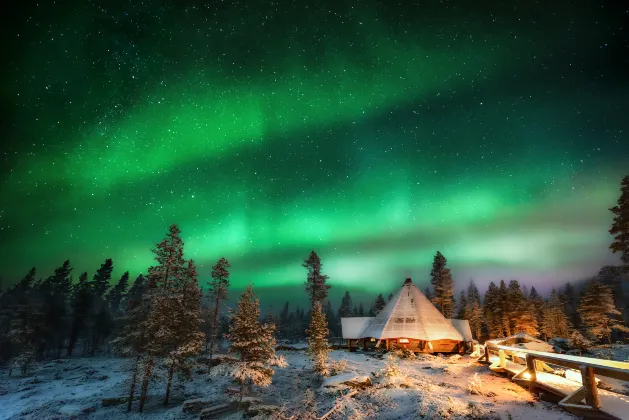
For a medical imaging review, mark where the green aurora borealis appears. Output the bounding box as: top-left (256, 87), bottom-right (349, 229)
top-left (1, 0), bottom-right (628, 304)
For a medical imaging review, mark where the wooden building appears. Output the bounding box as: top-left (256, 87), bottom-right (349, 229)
top-left (341, 278), bottom-right (472, 353)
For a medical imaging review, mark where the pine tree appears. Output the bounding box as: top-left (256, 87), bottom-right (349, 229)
top-left (609, 175), bottom-right (629, 264)
top-left (456, 291), bottom-right (467, 319)
top-left (578, 280), bottom-right (629, 344)
top-left (111, 273), bottom-right (150, 412)
top-left (528, 287), bottom-right (545, 328)
top-left (207, 257), bottom-right (230, 363)
top-left (107, 271), bottom-right (130, 319)
top-left (163, 259), bottom-right (204, 406)
top-left (464, 279), bottom-right (483, 339)
top-left (338, 291), bottom-right (353, 318)
top-left (430, 251), bottom-right (455, 318)
top-left (226, 285), bottom-right (287, 401)
top-left (67, 272), bottom-right (92, 356)
top-left (513, 300), bottom-right (539, 337)
top-left (371, 293), bottom-right (386, 315)
top-left (89, 259), bottom-right (114, 356)
top-left (303, 251), bottom-right (330, 308)
top-left (540, 290), bottom-right (571, 340)
top-left (278, 302), bottom-right (291, 340)
top-left (38, 260), bottom-right (73, 358)
top-left (506, 280), bottom-right (525, 333)
top-left (7, 268), bottom-right (40, 375)
top-left (307, 301), bottom-right (330, 376)
top-left (138, 224), bottom-right (187, 412)
top-left (387, 293), bottom-right (393, 302)
top-left (423, 287), bottom-right (433, 301)
top-left (357, 302), bottom-right (365, 316)
top-left (483, 282), bottom-right (503, 338)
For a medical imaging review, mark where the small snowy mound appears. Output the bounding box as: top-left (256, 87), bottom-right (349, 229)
top-left (320, 372), bottom-right (371, 393)
top-left (489, 332), bottom-right (554, 352)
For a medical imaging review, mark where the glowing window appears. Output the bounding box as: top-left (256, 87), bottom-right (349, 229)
top-left (398, 338), bottom-right (410, 343)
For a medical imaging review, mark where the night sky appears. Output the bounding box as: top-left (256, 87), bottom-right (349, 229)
top-left (1, 0), bottom-right (628, 306)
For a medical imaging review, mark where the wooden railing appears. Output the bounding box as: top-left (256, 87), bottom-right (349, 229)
top-left (482, 343), bottom-right (629, 419)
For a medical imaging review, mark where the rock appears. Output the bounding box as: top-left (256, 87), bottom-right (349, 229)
top-left (101, 397), bottom-right (127, 407)
top-left (58, 405), bottom-right (82, 416)
top-left (182, 399), bottom-right (213, 413)
top-left (246, 404), bottom-right (281, 417)
top-left (199, 403), bottom-right (232, 419)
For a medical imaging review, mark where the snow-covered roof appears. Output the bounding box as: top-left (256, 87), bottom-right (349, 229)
top-left (448, 319), bottom-right (473, 341)
top-left (357, 278), bottom-right (464, 341)
top-left (341, 317), bottom-right (375, 339)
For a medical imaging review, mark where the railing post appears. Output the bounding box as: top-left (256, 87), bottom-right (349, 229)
top-left (484, 345), bottom-right (490, 363)
top-left (526, 354), bottom-right (537, 392)
top-left (580, 365), bottom-right (601, 409)
top-left (499, 350), bottom-right (506, 368)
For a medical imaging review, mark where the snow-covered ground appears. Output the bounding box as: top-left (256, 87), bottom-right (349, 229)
top-left (1, 347), bottom-right (627, 419)
top-left (0, 345), bottom-right (629, 420)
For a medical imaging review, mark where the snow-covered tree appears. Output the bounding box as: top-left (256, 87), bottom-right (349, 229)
top-left (207, 257), bottom-right (230, 363)
top-left (513, 300), bottom-right (539, 337)
top-left (430, 251), bottom-right (455, 318)
top-left (138, 224), bottom-right (188, 412)
top-left (465, 300), bottom-right (483, 339)
top-left (540, 290), bottom-right (571, 340)
top-left (162, 259), bottom-right (205, 406)
top-left (38, 260), bottom-right (73, 358)
top-left (303, 251), bottom-right (331, 308)
top-left (307, 301), bottom-right (330, 376)
top-left (226, 285), bottom-right (287, 401)
top-left (609, 175), bottom-right (629, 264)
top-left (578, 280), bottom-right (629, 344)
top-left (568, 330), bottom-right (592, 355)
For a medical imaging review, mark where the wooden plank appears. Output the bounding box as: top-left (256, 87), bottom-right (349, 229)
top-left (559, 386), bottom-right (586, 406)
top-left (580, 365), bottom-right (601, 409)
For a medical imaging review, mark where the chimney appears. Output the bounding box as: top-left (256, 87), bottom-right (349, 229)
top-left (404, 277), bottom-right (412, 284)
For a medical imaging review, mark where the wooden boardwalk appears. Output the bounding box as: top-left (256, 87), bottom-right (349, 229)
top-left (481, 344), bottom-right (629, 420)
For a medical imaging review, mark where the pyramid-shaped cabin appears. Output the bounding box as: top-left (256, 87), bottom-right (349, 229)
top-left (341, 278), bottom-right (472, 353)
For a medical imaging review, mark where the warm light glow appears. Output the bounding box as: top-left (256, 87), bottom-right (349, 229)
top-left (522, 372), bottom-right (532, 380)
top-left (370, 338), bottom-right (376, 342)
top-left (399, 338), bottom-right (410, 343)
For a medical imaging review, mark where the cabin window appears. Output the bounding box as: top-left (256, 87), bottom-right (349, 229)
top-left (399, 338), bottom-right (410, 343)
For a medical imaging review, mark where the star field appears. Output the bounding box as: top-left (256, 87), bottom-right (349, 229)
top-left (1, 0), bottom-right (628, 303)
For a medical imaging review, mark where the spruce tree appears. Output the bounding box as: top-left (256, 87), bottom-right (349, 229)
top-left (303, 251), bottom-right (330, 308)
top-left (338, 291), bottom-right (353, 318)
top-left (278, 302), bottom-right (290, 340)
top-left (387, 293), bottom-right (393, 301)
top-left (506, 280), bottom-right (525, 334)
top-left (429, 251), bottom-right (454, 317)
top-left (226, 285), bottom-right (287, 401)
top-left (609, 175), bottom-right (629, 264)
top-left (307, 301), bottom-right (330, 376)
top-left (456, 291), bottom-right (467, 319)
top-left (464, 279), bottom-right (483, 339)
top-left (67, 272), bottom-right (92, 356)
top-left (358, 302), bottom-right (365, 316)
top-left (207, 257), bottom-right (230, 363)
top-left (323, 300), bottom-right (338, 337)
top-left (578, 280), bottom-right (629, 344)
top-left (371, 293), bottom-right (386, 315)
top-left (138, 224), bottom-right (187, 412)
